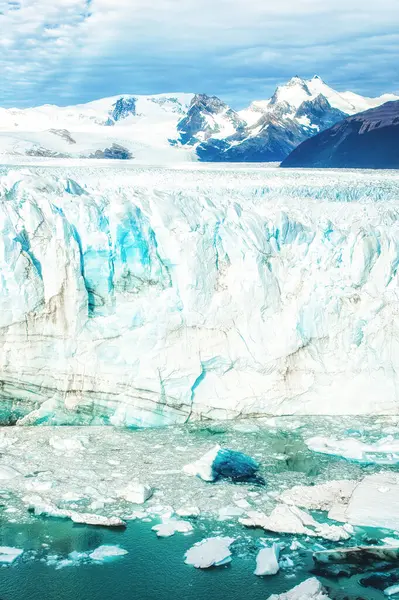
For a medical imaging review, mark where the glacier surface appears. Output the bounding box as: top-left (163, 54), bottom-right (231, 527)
top-left (1, 164), bottom-right (399, 426)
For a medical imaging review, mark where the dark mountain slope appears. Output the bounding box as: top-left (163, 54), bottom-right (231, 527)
top-left (281, 101), bottom-right (399, 169)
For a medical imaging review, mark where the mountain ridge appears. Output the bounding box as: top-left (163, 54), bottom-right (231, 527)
top-left (0, 77), bottom-right (397, 163)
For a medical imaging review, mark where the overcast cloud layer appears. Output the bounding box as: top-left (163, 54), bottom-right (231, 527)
top-left (1, 0), bottom-right (398, 108)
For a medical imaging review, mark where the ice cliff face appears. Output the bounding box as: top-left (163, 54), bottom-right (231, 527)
top-left (1, 166), bottom-right (399, 426)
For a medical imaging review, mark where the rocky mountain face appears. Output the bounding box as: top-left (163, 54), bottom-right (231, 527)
top-left (177, 94), bottom-right (246, 145)
top-left (281, 100), bottom-right (399, 169)
top-left (179, 76), bottom-right (392, 162)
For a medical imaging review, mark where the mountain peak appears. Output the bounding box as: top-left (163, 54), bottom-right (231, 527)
top-left (287, 76), bottom-right (307, 86)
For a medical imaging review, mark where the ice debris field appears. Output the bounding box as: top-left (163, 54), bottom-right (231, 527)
top-left (2, 417), bottom-right (399, 598)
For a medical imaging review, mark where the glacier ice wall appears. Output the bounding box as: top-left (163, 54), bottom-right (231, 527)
top-left (1, 166), bottom-right (399, 426)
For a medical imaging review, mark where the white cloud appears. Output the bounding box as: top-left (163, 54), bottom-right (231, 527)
top-left (1, 0), bottom-right (398, 107)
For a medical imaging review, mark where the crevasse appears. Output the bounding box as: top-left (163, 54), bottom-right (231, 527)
top-left (0, 166), bottom-right (399, 426)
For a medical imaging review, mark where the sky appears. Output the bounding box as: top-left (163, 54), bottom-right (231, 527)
top-left (1, 0), bottom-right (399, 109)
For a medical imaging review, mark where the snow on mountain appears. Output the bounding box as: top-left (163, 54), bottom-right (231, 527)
top-left (0, 93), bottom-right (195, 162)
top-left (0, 79), bottom-right (397, 163)
top-left (1, 165), bottom-right (399, 426)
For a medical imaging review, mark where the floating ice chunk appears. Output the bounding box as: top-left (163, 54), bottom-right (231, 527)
top-left (333, 472), bottom-right (399, 530)
top-left (152, 519), bottom-right (193, 537)
top-left (89, 546), bottom-right (128, 562)
top-left (254, 543), bottom-right (280, 576)
top-left (116, 482), bottom-right (153, 504)
top-left (0, 465), bottom-right (20, 480)
top-left (55, 559), bottom-right (75, 570)
top-left (218, 505), bottom-right (245, 520)
top-left (62, 491), bottom-right (84, 502)
top-left (240, 505), bottom-right (350, 541)
top-left (382, 538), bottom-right (399, 546)
top-left (27, 497), bottom-right (126, 528)
top-left (70, 513), bottom-right (126, 528)
top-left (234, 498), bottom-right (252, 510)
top-left (0, 547), bottom-right (23, 564)
top-left (306, 436), bottom-right (399, 464)
top-left (49, 437), bottom-right (87, 452)
top-left (268, 578), bottom-right (331, 599)
top-left (183, 445), bottom-right (220, 482)
top-left (184, 536), bottom-right (235, 568)
top-left (68, 551), bottom-right (88, 562)
top-left (176, 506), bottom-right (200, 518)
top-left (25, 479), bottom-right (53, 492)
top-left (212, 449), bottom-right (260, 483)
top-left (183, 446), bottom-right (260, 483)
top-left (280, 480), bottom-right (357, 512)
top-left (385, 584), bottom-right (399, 597)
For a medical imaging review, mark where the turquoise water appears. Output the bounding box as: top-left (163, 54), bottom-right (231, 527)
top-left (0, 517), bottom-right (389, 600)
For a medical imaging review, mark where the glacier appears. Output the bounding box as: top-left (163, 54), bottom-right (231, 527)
top-left (0, 164), bottom-right (399, 426)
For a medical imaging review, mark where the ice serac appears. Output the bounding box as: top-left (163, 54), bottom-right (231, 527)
top-left (1, 167), bottom-right (399, 426)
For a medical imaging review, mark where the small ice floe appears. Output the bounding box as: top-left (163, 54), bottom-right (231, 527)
top-left (89, 546), bottom-right (128, 562)
top-left (240, 505), bottom-right (351, 541)
top-left (279, 480), bottom-right (357, 512)
top-left (254, 543), bottom-right (281, 576)
top-left (183, 445), bottom-right (261, 483)
top-left (27, 497), bottom-right (126, 528)
top-left (25, 479), bottom-right (53, 492)
top-left (116, 482), bottom-right (153, 504)
top-left (234, 498), bottom-right (252, 510)
top-left (385, 584), bottom-right (399, 597)
top-left (152, 519), bottom-right (193, 538)
top-left (268, 577), bottom-right (331, 599)
top-left (218, 506), bottom-right (245, 520)
top-left (330, 472), bottom-right (399, 530)
top-left (0, 547), bottom-right (23, 564)
top-left (0, 465), bottom-right (20, 480)
top-left (49, 437), bottom-right (87, 452)
top-left (306, 435), bottom-right (399, 464)
top-left (184, 536), bottom-right (235, 568)
top-left (70, 513), bottom-right (126, 528)
top-left (176, 506), bottom-right (200, 518)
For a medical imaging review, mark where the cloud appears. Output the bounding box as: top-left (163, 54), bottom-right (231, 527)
top-left (1, 0), bottom-right (398, 107)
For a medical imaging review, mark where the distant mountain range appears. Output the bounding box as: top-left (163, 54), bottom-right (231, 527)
top-left (0, 76), bottom-right (397, 163)
top-left (281, 100), bottom-right (399, 169)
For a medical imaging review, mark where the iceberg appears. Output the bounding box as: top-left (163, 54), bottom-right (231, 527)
top-left (0, 546), bottom-right (24, 564)
top-left (268, 578), bottom-right (331, 600)
top-left (116, 482), bottom-right (153, 504)
top-left (240, 505), bottom-right (351, 541)
top-left (89, 546), bottom-right (128, 562)
top-left (254, 543), bottom-right (280, 576)
top-left (1, 166), bottom-right (399, 426)
top-left (152, 519), bottom-right (193, 537)
top-left (279, 480), bottom-right (357, 511)
top-left (306, 436), bottom-right (399, 463)
top-left (334, 472), bottom-right (399, 530)
top-left (183, 446), bottom-right (260, 483)
top-left (184, 536), bottom-right (235, 568)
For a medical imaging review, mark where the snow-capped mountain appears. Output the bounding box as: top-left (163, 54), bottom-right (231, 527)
top-left (196, 76), bottom-right (399, 162)
top-left (0, 77), bottom-right (397, 163)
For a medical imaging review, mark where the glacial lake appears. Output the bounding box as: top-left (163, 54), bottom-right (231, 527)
top-left (0, 511), bottom-right (393, 600)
